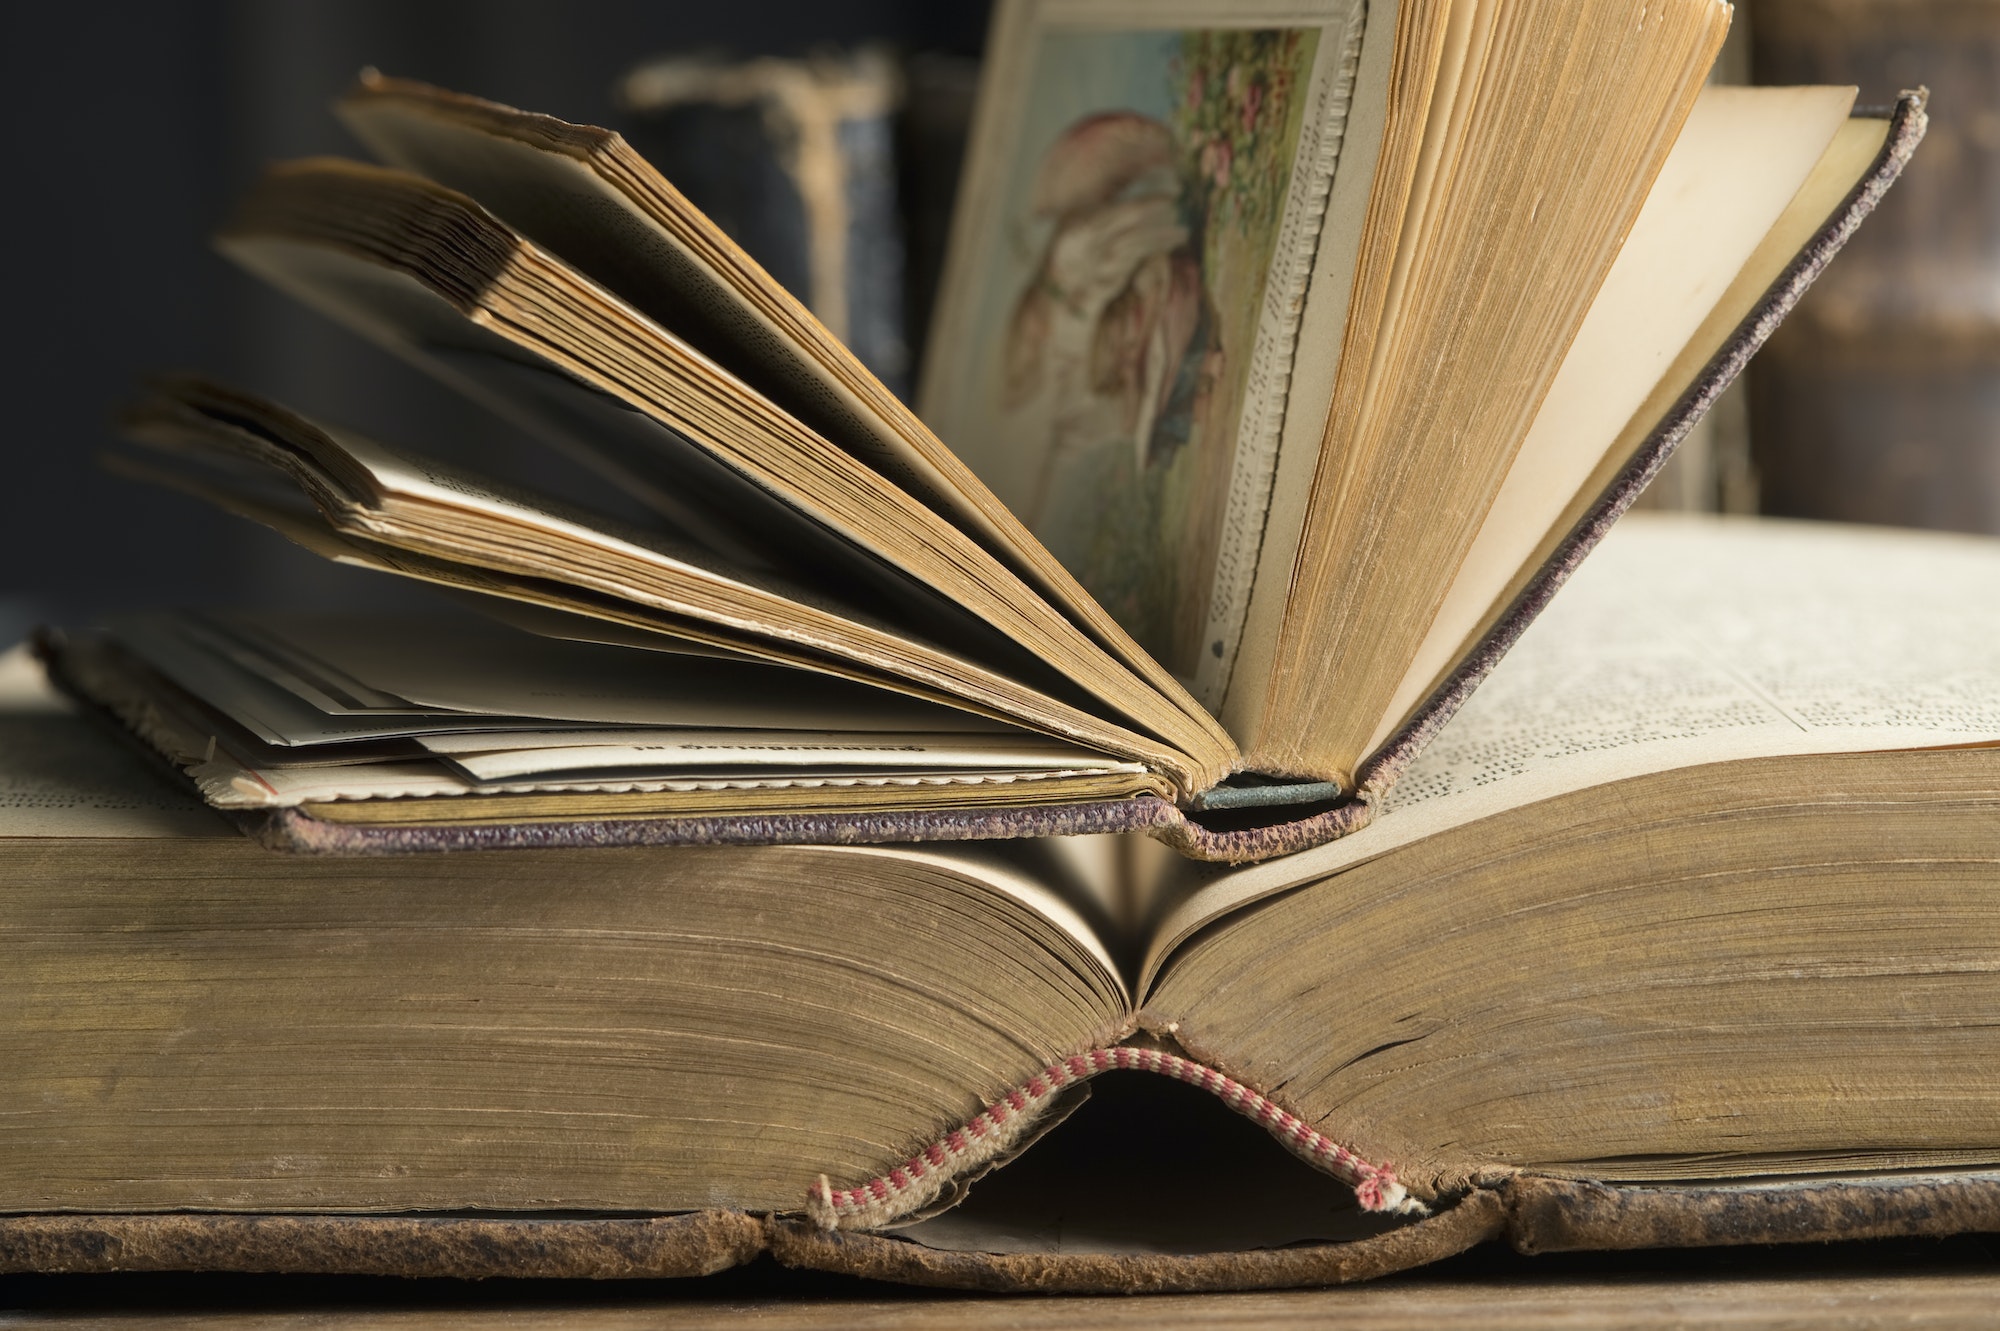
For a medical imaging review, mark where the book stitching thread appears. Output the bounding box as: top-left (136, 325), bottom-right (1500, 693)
top-left (807, 1046), bottom-right (1422, 1230)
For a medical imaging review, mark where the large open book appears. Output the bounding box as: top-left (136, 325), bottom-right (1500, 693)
top-left (56, 0), bottom-right (1925, 860)
top-left (11, 516), bottom-right (2000, 1289)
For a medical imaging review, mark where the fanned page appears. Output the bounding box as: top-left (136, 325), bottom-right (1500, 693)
top-left (1370, 86), bottom-right (1877, 749)
top-left (329, 72), bottom-right (1200, 727)
top-left (63, 619), bottom-right (1156, 821)
top-left (1146, 515), bottom-right (2000, 981)
top-left (113, 382), bottom-right (1197, 799)
top-left (1242, 0), bottom-right (1728, 784)
top-left (213, 162), bottom-right (1236, 792)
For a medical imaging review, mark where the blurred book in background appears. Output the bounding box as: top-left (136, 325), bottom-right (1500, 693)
top-left (1750, 0), bottom-right (2000, 533)
top-left (619, 47), bottom-right (915, 398)
top-left (894, 52), bottom-right (981, 392)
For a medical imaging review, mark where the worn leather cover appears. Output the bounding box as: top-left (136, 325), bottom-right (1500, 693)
top-left (1505, 1173), bottom-right (2000, 1254)
top-left (0, 1212), bottom-right (766, 1282)
top-left (11, 1169), bottom-right (2000, 1291)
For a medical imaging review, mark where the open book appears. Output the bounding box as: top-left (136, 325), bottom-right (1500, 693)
top-left (12, 516), bottom-right (2000, 1289)
top-left (69, 0), bottom-right (1924, 860)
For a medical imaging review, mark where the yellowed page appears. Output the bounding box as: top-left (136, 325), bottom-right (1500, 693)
top-left (1145, 515), bottom-right (2000, 987)
top-left (338, 75), bottom-right (1198, 714)
top-left (892, 844), bottom-right (1132, 1008)
top-left (213, 221), bottom-right (1234, 784)
top-left (1371, 84), bottom-right (1857, 750)
top-left (0, 643), bottom-right (59, 713)
top-left (341, 94), bottom-right (974, 527)
top-left (192, 751), bottom-right (1152, 811)
top-left (1248, 0), bottom-right (1725, 781)
top-left (225, 614), bottom-right (1007, 733)
top-left (421, 731), bottom-right (1140, 781)
top-left (113, 439), bottom-right (1196, 771)
top-left (325, 78), bottom-right (1214, 743)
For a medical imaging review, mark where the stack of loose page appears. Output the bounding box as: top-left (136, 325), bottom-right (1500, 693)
top-left (58, 608), bottom-right (1153, 823)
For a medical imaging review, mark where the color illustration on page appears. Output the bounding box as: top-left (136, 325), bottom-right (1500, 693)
top-left (929, 20), bottom-right (1326, 679)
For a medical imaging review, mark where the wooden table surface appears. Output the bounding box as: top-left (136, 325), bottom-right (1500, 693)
top-left (7, 1239), bottom-right (1999, 1329)
top-left (4, 1278), bottom-right (1999, 1330)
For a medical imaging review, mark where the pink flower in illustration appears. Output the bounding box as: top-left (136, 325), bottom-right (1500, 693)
top-left (1242, 81), bottom-right (1264, 133)
top-left (1186, 68), bottom-right (1205, 109)
top-left (1207, 137), bottom-right (1233, 188)
top-left (1226, 64), bottom-right (1243, 100)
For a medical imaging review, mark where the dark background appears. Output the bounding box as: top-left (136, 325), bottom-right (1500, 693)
top-left (5, 0), bottom-right (1995, 637)
top-left (0, 0), bottom-right (991, 635)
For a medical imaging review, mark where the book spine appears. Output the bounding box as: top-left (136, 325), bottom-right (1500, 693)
top-left (806, 1045), bottom-right (1421, 1231)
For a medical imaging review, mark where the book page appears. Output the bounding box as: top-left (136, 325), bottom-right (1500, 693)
top-left (1244, 0), bottom-right (1726, 783)
top-left (117, 416), bottom-right (1213, 786)
top-left (71, 619), bottom-right (1160, 814)
top-left (0, 646), bottom-right (232, 839)
top-left (315, 391), bottom-right (1006, 656)
top-left (421, 731), bottom-right (1137, 782)
top-left (1144, 515), bottom-right (2000, 985)
top-left (1370, 84), bottom-right (1860, 749)
top-left (859, 845), bottom-right (1131, 1008)
top-left (337, 79), bottom-right (1035, 566)
top-left (921, 0), bottom-right (1369, 682)
top-left (336, 79), bottom-right (1211, 740)
top-left (181, 749), bottom-right (1153, 810)
top-left (211, 231), bottom-right (1233, 782)
top-left (207, 613), bottom-right (1010, 734)
top-left (1220, 0), bottom-right (1402, 725)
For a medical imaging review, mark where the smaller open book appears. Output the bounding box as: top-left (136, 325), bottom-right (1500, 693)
top-left (72, 0), bottom-right (1926, 861)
